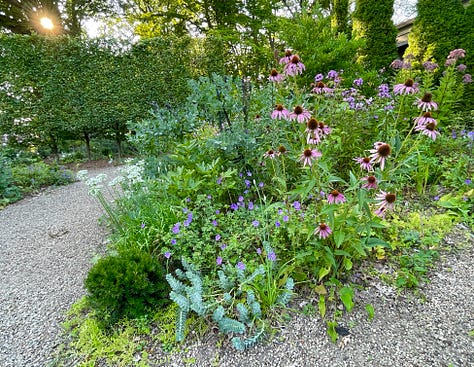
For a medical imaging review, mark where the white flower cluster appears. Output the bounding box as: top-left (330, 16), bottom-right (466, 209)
top-left (118, 159), bottom-right (145, 185)
top-left (76, 170), bottom-right (108, 196)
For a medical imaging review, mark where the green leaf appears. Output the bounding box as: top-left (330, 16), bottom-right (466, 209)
top-left (365, 304), bottom-right (375, 320)
top-left (333, 231), bottom-right (345, 248)
top-left (327, 321), bottom-right (338, 343)
top-left (318, 295), bottom-right (326, 318)
top-left (339, 286), bottom-right (354, 312)
top-left (365, 237), bottom-right (391, 249)
top-left (318, 266), bottom-right (331, 281)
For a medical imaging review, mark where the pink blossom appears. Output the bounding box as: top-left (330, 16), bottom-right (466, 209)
top-left (271, 104), bottom-right (290, 120)
top-left (289, 105), bottom-right (311, 123)
top-left (314, 223), bottom-right (332, 239)
top-left (299, 148), bottom-right (322, 167)
top-left (327, 190), bottom-right (346, 204)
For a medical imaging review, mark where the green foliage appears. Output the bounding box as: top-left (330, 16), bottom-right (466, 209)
top-left (396, 249), bottom-right (439, 288)
top-left (0, 154), bottom-right (20, 205)
top-left (352, 0), bottom-right (398, 70)
top-left (85, 247), bottom-right (170, 325)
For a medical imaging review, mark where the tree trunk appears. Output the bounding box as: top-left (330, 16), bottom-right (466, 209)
top-left (83, 131), bottom-right (91, 161)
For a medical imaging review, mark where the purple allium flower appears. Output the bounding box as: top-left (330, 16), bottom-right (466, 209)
top-left (212, 220), bottom-right (218, 226)
top-left (289, 105), bottom-right (312, 123)
top-left (256, 248), bottom-right (262, 255)
top-left (448, 48), bottom-right (466, 60)
top-left (269, 68), bottom-right (285, 83)
top-left (354, 157), bottom-right (373, 172)
top-left (141, 223), bottom-right (146, 229)
top-left (279, 49), bottom-right (293, 65)
top-left (327, 190), bottom-right (346, 204)
top-left (374, 191), bottom-right (396, 218)
top-left (369, 142), bottom-right (391, 171)
top-left (299, 148), bottom-right (322, 167)
top-left (216, 256), bottom-right (223, 265)
top-left (283, 215), bottom-right (289, 222)
top-left (248, 201), bottom-right (254, 210)
top-left (353, 78), bottom-right (363, 87)
top-left (314, 223), bottom-right (332, 239)
top-left (393, 79), bottom-right (419, 95)
top-left (237, 261), bottom-right (246, 271)
top-left (445, 58), bottom-right (456, 67)
top-left (264, 149), bottom-right (277, 159)
top-left (457, 64), bottom-right (467, 73)
top-left (463, 74), bottom-right (473, 84)
top-left (327, 69), bottom-right (339, 79)
top-left (267, 251), bottom-right (277, 262)
top-left (314, 73), bottom-right (324, 82)
top-left (415, 93), bottom-right (438, 111)
top-left (311, 81), bottom-right (334, 95)
top-left (293, 201), bottom-right (301, 210)
top-left (252, 220), bottom-right (260, 227)
top-left (414, 112), bottom-right (437, 128)
top-left (164, 251), bottom-right (171, 259)
top-left (215, 234), bottom-right (221, 241)
top-left (415, 122), bottom-right (440, 141)
top-left (171, 238), bottom-right (177, 245)
top-left (283, 54), bottom-right (306, 76)
top-left (361, 175), bottom-right (378, 190)
top-left (422, 61), bottom-right (438, 72)
top-left (275, 221), bottom-right (281, 227)
top-left (271, 104), bottom-right (290, 120)
top-left (172, 222), bottom-right (181, 234)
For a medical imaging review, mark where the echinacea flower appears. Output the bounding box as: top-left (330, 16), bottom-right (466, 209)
top-left (314, 223), bottom-right (332, 239)
top-left (306, 118), bottom-right (322, 144)
top-left (271, 104), bottom-right (290, 120)
top-left (289, 105), bottom-right (311, 123)
top-left (415, 93), bottom-right (438, 111)
top-left (393, 79), bottom-right (419, 95)
top-left (414, 112), bottom-right (437, 127)
top-left (374, 191), bottom-right (396, 218)
top-left (361, 175), bottom-right (378, 189)
top-left (327, 190), bottom-right (346, 204)
top-left (277, 145), bottom-right (288, 155)
top-left (283, 55), bottom-right (306, 76)
top-left (415, 122), bottom-right (440, 141)
top-left (279, 49), bottom-right (293, 64)
top-left (353, 157), bottom-right (373, 171)
top-left (299, 148), bottom-right (322, 167)
top-left (269, 68), bottom-right (285, 83)
top-left (369, 142), bottom-right (391, 171)
top-left (311, 81), bottom-right (334, 95)
top-left (264, 149), bottom-right (277, 159)
top-left (317, 121), bottom-right (331, 136)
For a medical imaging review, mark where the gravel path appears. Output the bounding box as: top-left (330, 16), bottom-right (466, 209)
top-left (0, 165), bottom-right (117, 367)
top-left (1, 164), bottom-right (473, 367)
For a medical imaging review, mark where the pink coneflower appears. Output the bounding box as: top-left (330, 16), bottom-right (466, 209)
top-left (283, 55), bottom-right (306, 76)
top-left (415, 122), bottom-right (440, 141)
top-left (279, 49), bottom-right (293, 64)
top-left (415, 93), bottom-right (438, 111)
top-left (289, 105), bottom-right (311, 123)
top-left (299, 148), bottom-right (322, 167)
top-left (277, 145), bottom-right (288, 156)
top-left (369, 142), bottom-right (391, 171)
top-left (263, 149), bottom-right (277, 159)
top-left (318, 121), bottom-right (331, 136)
top-left (271, 104), bottom-right (290, 120)
top-left (354, 157), bottom-right (373, 171)
top-left (327, 190), bottom-right (346, 204)
top-left (306, 118), bottom-right (322, 144)
top-left (361, 175), bottom-right (378, 190)
top-left (414, 112), bottom-right (437, 127)
top-left (268, 68), bottom-right (285, 83)
top-left (314, 223), bottom-right (332, 239)
top-left (374, 191), bottom-right (396, 218)
top-left (311, 81), bottom-right (334, 95)
top-left (393, 79), bottom-right (419, 95)
top-left (448, 48), bottom-right (466, 60)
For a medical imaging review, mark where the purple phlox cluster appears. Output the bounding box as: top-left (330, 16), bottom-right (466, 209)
top-left (341, 88), bottom-right (368, 110)
top-left (361, 175), bottom-right (378, 190)
top-left (172, 222), bottom-right (181, 234)
top-left (289, 105), bottom-right (312, 123)
top-left (314, 223), bottom-right (332, 239)
top-left (369, 142), bottom-right (391, 171)
top-left (269, 68), bottom-right (285, 83)
top-left (283, 54), bottom-right (306, 76)
top-left (393, 79), bottom-right (419, 95)
top-left (422, 61), bottom-right (438, 72)
top-left (327, 190), bottom-right (346, 204)
top-left (463, 74), bottom-right (473, 84)
top-left (378, 84), bottom-right (391, 99)
top-left (183, 212), bottom-right (193, 227)
top-left (353, 78), bottom-right (363, 87)
top-left (415, 92), bottom-right (438, 111)
top-left (216, 256), bottom-right (223, 265)
top-left (374, 191), bottom-right (396, 218)
top-left (237, 261), bottom-right (246, 271)
top-left (299, 148), bottom-right (322, 167)
top-left (314, 73), bottom-right (324, 82)
top-left (271, 104), bottom-right (290, 120)
top-left (293, 201), bottom-right (301, 210)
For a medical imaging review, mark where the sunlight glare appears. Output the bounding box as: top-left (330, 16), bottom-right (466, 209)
top-left (40, 17), bottom-right (54, 30)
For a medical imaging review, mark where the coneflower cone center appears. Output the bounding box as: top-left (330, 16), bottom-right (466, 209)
top-left (426, 122), bottom-right (436, 131)
top-left (421, 93), bottom-right (432, 102)
top-left (291, 55), bottom-right (300, 64)
top-left (267, 149), bottom-right (274, 155)
top-left (303, 149), bottom-right (313, 157)
top-left (377, 144), bottom-right (391, 157)
top-left (423, 111), bottom-right (432, 118)
top-left (316, 81), bottom-right (325, 88)
top-left (330, 190), bottom-right (340, 197)
top-left (270, 69), bottom-right (278, 77)
top-left (285, 50), bottom-right (292, 57)
top-left (319, 224), bottom-right (328, 231)
top-left (276, 104), bottom-right (284, 111)
top-left (367, 176), bottom-right (376, 183)
top-left (404, 79), bottom-right (414, 87)
top-left (294, 106), bottom-right (303, 114)
top-left (363, 157), bottom-right (371, 163)
top-left (385, 193), bottom-right (396, 203)
top-left (307, 118), bottom-right (318, 130)
top-left (278, 145), bottom-right (287, 153)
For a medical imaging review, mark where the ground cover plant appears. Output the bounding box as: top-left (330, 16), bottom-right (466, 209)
top-left (64, 47), bottom-right (474, 366)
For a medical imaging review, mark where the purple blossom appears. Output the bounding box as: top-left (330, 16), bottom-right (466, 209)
top-left (275, 221), bottom-right (281, 227)
top-left (171, 239), bottom-right (177, 245)
top-left (433, 195), bottom-right (440, 201)
top-left (283, 215), bottom-right (289, 222)
top-left (215, 209), bottom-right (220, 214)
top-left (212, 220), bottom-right (218, 226)
top-left (207, 195), bottom-right (212, 200)
top-left (452, 130), bottom-right (457, 139)
top-left (467, 131), bottom-right (474, 140)
top-left (217, 177), bottom-right (223, 184)
top-left (247, 171), bottom-right (252, 177)
top-left (245, 180), bottom-right (251, 188)
top-left (252, 220), bottom-right (260, 227)
top-left (465, 179), bottom-right (472, 185)
top-left (267, 251), bottom-right (277, 262)
top-left (230, 203), bottom-right (239, 211)
top-left (184, 212), bottom-right (193, 227)
top-left (422, 61), bottom-right (438, 71)
top-left (353, 78), bottom-right (363, 87)
top-left (314, 73), bottom-right (324, 82)
top-left (237, 261), bottom-right (246, 271)
top-left (140, 223), bottom-right (146, 229)
top-left (378, 84), bottom-right (391, 98)
top-left (293, 201), bottom-right (301, 210)
top-left (215, 234), bottom-right (221, 241)
top-left (463, 74), bottom-right (472, 84)
top-left (216, 256), bottom-right (223, 265)
top-left (457, 64), bottom-right (467, 72)
top-left (172, 223), bottom-right (181, 234)
top-left (248, 201), bottom-right (254, 210)
top-left (164, 252), bottom-right (171, 259)
top-left (220, 243), bottom-right (227, 250)
top-left (258, 182), bottom-right (264, 187)
top-left (238, 196), bottom-right (244, 202)
top-left (256, 248), bottom-right (262, 255)
top-left (327, 70), bottom-right (338, 79)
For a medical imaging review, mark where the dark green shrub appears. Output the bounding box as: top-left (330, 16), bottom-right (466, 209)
top-left (11, 162), bottom-right (75, 193)
top-left (0, 155), bottom-right (21, 204)
top-left (85, 247), bottom-right (170, 325)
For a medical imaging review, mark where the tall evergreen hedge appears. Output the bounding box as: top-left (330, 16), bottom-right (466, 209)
top-left (352, 0), bottom-right (397, 70)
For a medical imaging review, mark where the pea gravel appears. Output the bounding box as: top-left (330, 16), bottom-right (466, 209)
top-left (1, 164), bottom-right (473, 367)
